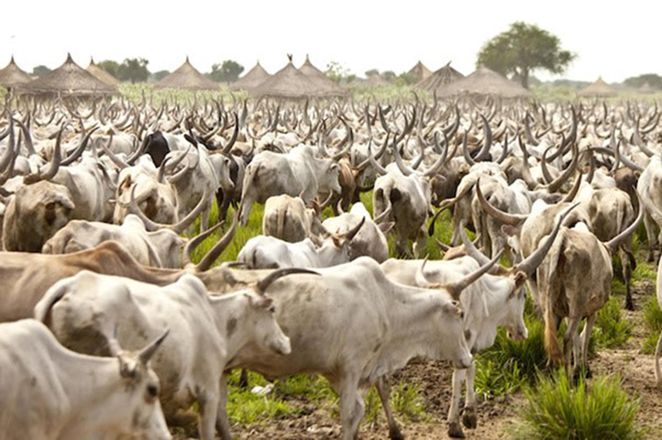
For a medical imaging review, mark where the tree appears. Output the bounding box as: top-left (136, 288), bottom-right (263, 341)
top-left (477, 22), bottom-right (575, 89)
top-left (365, 69), bottom-right (379, 78)
top-left (117, 58), bottom-right (150, 83)
top-left (624, 73), bottom-right (662, 90)
top-left (151, 70), bottom-right (170, 81)
top-left (32, 65), bottom-right (51, 77)
top-left (208, 60), bottom-right (244, 83)
top-left (97, 60), bottom-right (121, 79)
top-left (381, 71), bottom-right (397, 82)
top-left (325, 61), bottom-right (351, 83)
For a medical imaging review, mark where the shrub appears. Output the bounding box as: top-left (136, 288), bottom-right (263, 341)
top-left (642, 296), bottom-right (662, 354)
top-left (514, 372), bottom-right (641, 440)
top-left (593, 297), bottom-right (632, 349)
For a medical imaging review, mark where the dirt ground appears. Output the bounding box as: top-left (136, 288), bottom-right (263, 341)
top-left (174, 275), bottom-right (661, 440)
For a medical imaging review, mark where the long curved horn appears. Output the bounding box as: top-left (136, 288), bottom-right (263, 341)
top-left (476, 178), bottom-right (527, 226)
top-left (341, 216), bottom-right (365, 241)
top-left (462, 132), bottom-right (476, 166)
top-left (99, 134), bottom-right (129, 169)
top-left (194, 209), bottom-right (240, 272)
top-left (138, 328), bottom-right (170, 365)
top-left (458, 222), bottom-right (504, 275)
top-left (474, 114), bottom-right (492, 161)
top-left (368, 138), bottom-right (388, 176)
top-left (222, 112), bottom-right (239, 154)
top-left (445, 249), bottom-right (504, 299)
top-left (130, 186), bottom-right (208, 233)
top-left (392, 138), bottom-right (414, 176)
top-left (183, 222), bottom-right (224, 265)
top-left (61, 126), bottom-right (98, 166)
top-left (605, 195), bottom-right (644, 252)
top-left (25, 124), bottom-right (64, 184)
top-left (255, 267), bottom-right (320, 295)
top-left (0, 117), bottom-right (15, 172)
top-left (545, 139), bottom-right (578, 193)
top-left (514, 202), bottom-right (579, 276)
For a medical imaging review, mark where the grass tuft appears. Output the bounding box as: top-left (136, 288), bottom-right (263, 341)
top-left (514, 372), bottom-right (642, 440)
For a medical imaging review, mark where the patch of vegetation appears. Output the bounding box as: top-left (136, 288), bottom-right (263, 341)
top-left (593, 297), bottom-right (632, 349)
top-left (475, 317), bottom-right (548, 398)
top-left (514, 372), bottom-right (642, 440)
top-left (225, 371), bottom-right (301, 424)
top-left (390, 383), bottom-right (427, 422)
top-left (642, 296), bottom-right (662, 354)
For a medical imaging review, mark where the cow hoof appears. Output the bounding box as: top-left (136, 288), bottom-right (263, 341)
top-left (448, 421), bottom-right (465, 438)
top-left (389, 425), bottom-right (405, 440)
top-left (462, 410), bottom-right (477, 429)
top-left (584, 366), bottom-right (593, 379)
top-left (624, 298), bottom-right (634, 311)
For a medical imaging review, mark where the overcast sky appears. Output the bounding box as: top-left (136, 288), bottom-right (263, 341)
top-left (2, 0), bottom-right (659, 83)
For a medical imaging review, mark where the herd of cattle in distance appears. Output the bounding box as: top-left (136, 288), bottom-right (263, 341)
top-left (0, 93), bottom-right (661, 439)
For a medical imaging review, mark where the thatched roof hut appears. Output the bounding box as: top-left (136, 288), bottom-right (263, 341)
top-left (230, 61), bottom-right (271, 92)
top-left (86, 58), bottom-right (120, 87)
top-left (298, 55), bottom-right (347, 97)
top-left (415, 61), bottom-right (464, 93)
top-left (18, 53), bottom-right (117, 97)
top-left (407, 61), bottom-right (432, 82)
top-left (577, 77), bottom-right (616, 97)
top-left (436, 66), bottom-right (531, 99)
top-left (154, 57), bottom-right (219, 91)
top-left (252, 56), bottom-right (322, 99)
top-left (0, 56), bottom-right (33, 90)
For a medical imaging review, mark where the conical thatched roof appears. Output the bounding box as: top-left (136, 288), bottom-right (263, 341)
top-left (252, 56), bottom-right (323, 99)
top-left (298, 55), bottom-right (347, 97)
top-left (577, 77), bottom-right (616, 97)
top-left (415, 61), bottom-right (464, 93)
top-left (18, 54), bottom-right (117, 97)
top-left (407, 61), bottom-right (432, 82)
top-left (230, 61), bottom-right (271, 91)
top-left (154, 57), bottom-right (219, 91)
top-left (87, 58), bottom-right (120, 87)
top-left (0, 56), bottom-right (33, 89)
top-left (436, 66), bottom-right (531, 98)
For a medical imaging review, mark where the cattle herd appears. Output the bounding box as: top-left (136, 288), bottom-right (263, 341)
top-left (0, 94), bottom-right (662, 439)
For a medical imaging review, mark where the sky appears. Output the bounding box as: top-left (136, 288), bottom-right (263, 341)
top-left (2, 0), bottom-right (660, 83)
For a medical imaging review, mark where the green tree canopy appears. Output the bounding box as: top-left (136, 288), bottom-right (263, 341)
top-left (208, 60), bottom-right (244, 82)
top-left (365, 69), bottom-right (379, 78)
top-left (624, 73), bottom-right (662, 90)
top-left (151, 70), bottom-right (170, 81)
top-left (477, 22), bottom-right (575, 89)
top-left (97, 60), bottom-right (121, 79)
top-left (32, 65), bottom-right (51, 77)
top-left (117, 58), bottom-right (150, 83)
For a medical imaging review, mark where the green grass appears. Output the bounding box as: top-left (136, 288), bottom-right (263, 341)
top-left (593, 297), bottom-right (632, 349)
top-left (514, 372), bottom-right (642, 440)
top-left (642, 296), bottom-right (662, 354)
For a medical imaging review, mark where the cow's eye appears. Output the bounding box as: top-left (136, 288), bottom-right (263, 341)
top-left (146, 384), bottom-right (159, 399)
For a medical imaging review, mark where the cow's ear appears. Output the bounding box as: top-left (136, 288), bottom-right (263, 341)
top-left (442, 301), bottom-right (464, 318)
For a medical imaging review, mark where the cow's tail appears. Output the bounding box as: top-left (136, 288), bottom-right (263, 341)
top-left (540, 232), bottom-right (565, 365)
top-left (34, 279), bottom-right (70, 324)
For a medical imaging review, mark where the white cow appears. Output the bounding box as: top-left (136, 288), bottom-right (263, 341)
top-left (0, 319), bottom-right (170, 440)
top-left (239, 144), bottom-right (341, 224)
top-left (35, 268), bottom-right (307, 440)
top-left (238, 217), bottom-right (365, 269)
top-left (262, 194), bottom-right (328, 245)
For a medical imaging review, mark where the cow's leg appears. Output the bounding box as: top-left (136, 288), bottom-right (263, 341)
top-left (376, 377), bottom-right (403, 440)
top-left (655, 330), bottom-right (662, 389)
top-left (239, 198), bottom-right (254, 225)
top-left (447, 368), bottom-right (467, 438)
top-left (216, 375), bottom-right (232, 440)
top-left (563, 317), bottom-right (581, 380)
top-left (579, 314), bottom-right (597, 378)
top-left (462, 362), bottom-right (478, 429)
top-left (197, 391), bottom-right (220, 440)
top-left (336, 375), bottom-right (364, 440)
top-left (620, 244), bottom-right (635, 310)
top-left (644, 213), bottom-right (657, 262)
